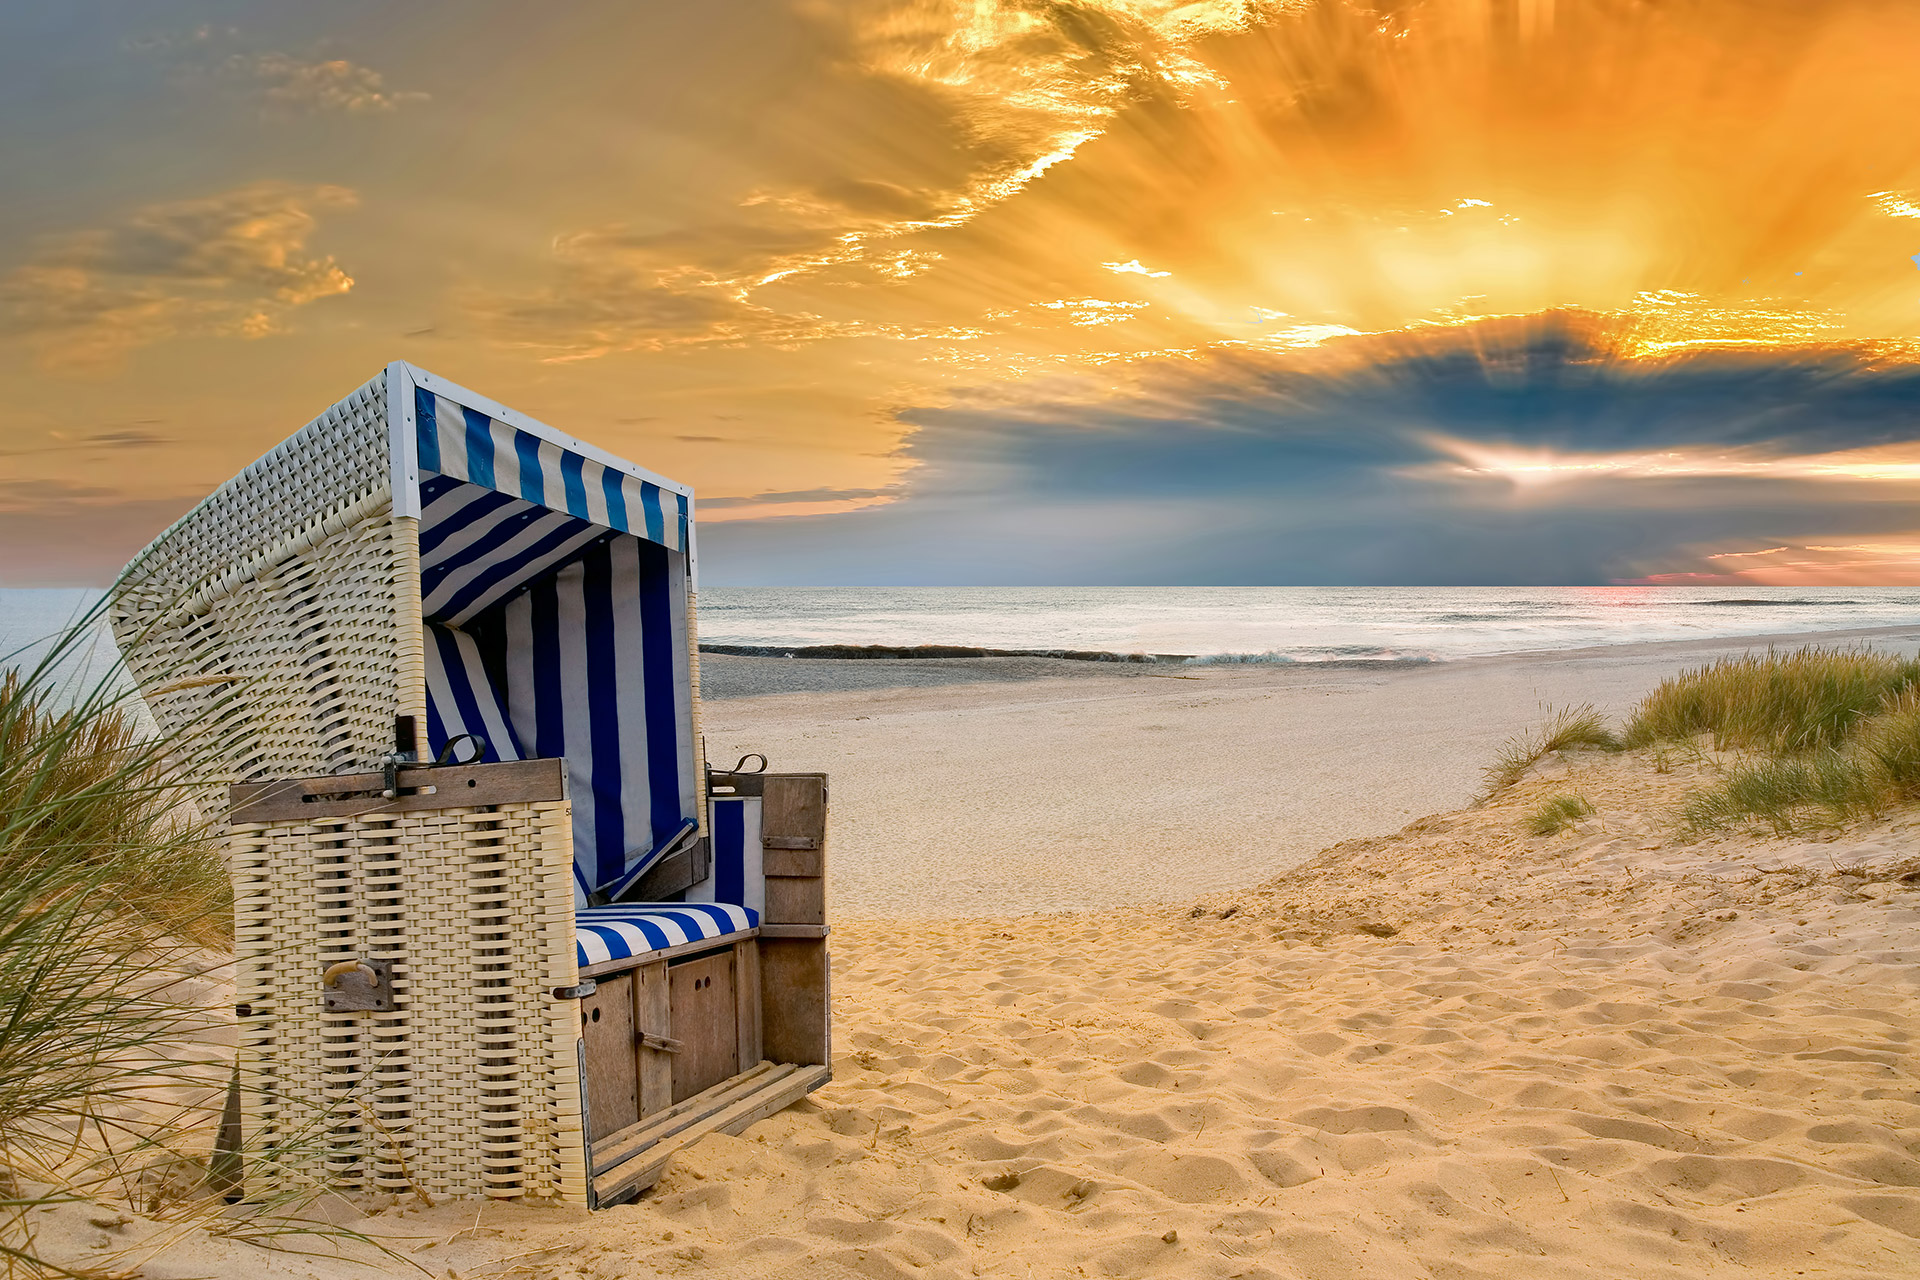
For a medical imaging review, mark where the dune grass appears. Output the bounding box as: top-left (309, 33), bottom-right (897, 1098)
top-left (1527, 793), bottom-right (1596, 836)
top-left (1481, 704), bottom-right (1623, 798)
top-left (1620, 647), bottom-right (1920, 834)
top-left (1625, 647), bottom-right (1920, 754)
top-left (0, 609), bottom-right (233, 1277)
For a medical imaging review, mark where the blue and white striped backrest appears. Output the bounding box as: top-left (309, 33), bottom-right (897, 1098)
top-left (686, 796), bottom-right (763, 914)
top-left (411, 386), bottom-right (699, 909)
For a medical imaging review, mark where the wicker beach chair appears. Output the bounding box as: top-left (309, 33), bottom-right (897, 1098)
top-left (110, 363), bottom-right (830, 1207)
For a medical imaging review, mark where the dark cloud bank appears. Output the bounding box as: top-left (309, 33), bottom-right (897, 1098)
top-left (700, 312), bottom-right (1920, 585)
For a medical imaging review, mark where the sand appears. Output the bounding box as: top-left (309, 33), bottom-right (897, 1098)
top-left (19, 629), bottom-right (1920, 1279)
top-left (701, 625), bottom-right (1920, 916)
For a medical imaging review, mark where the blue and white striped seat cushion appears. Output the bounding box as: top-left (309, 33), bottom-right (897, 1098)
top-left (574, 903), bottom-right (758, 969)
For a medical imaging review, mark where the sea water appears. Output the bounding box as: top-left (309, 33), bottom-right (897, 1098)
top-left (695, 585), bottom-right (1920, 662)
top-left (8, 586), bottom-right (1920, 674)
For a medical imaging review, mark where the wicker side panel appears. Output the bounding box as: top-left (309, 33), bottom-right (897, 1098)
top-left (110, 372), bottom-right (407, 811)
top-left (117, 372), bottom-right (391, 599)
top-left (130, 502), bottom-right (412, 818)
top-left (231, 799), bottom-right (586, 1204)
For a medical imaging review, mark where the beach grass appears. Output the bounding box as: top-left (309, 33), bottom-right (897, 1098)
top-left (0, 610), bottom-right (233, 1276)
top-left (1625, 647), bottom-right (1920, 754)
top-left (1526, 793), bottom-right (1595, 836)
top-left (1618, 646), bottom-right (1920, 834)
top-left (1482, 704), bottom-right (1622, 797)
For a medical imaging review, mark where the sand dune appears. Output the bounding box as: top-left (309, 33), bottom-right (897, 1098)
top-left (34, 739), bottom-right (1920, 1279)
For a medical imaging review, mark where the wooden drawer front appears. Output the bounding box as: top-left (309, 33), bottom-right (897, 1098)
top-left (669, 953), bottom-right (739, 1102)
top-left (582, 973), bottom-right (639, 1140)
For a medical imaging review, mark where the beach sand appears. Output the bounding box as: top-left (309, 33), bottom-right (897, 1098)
top-left (702, 624), bottom-right (1920, 916)
top-left (24, 629), bottom-right (1920, 1279)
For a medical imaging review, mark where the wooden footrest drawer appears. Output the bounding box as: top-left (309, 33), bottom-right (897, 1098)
top-left (590, 1060), bottom-right (831, 1205)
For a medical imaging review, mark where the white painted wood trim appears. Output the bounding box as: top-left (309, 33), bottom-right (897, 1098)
top-left (398, 362), bottom-right (694, 498)
top-left (385, 360), bottom-right (422, 518)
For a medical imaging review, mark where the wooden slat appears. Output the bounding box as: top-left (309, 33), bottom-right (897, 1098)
top-left (760, 937), bottom-right (830, 1066)
top-left (616, 836), bottom-right (709, 902)
top-left (757, 924), bottom-right (829, 940)
top-left (735, 940), bottom-right (762, 1072)
top-left (582, 974), bottom-right (639, 1139)
top-left (637, 961), bottom-right (672, 1117)
top-left (592, 1061), bottom-right (779, 1174)
top-left (760, 775), bottom-right (826, 850)
top-left (765, 876), bottom-right (825, 926)
top-left (668, 952), bottom-right (739, 1102)
top-left (593, 1063), bottom-right (830, 1204)
top-left (763, 847), bottom-right (824, 877)
top-left (229, 758), bottom-right (566, 822)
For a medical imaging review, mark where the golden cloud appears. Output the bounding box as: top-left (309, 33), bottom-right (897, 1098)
top-left (226, 52), bottom-right (428, 114)
top-left (1, 182), bottom-right (358, 367)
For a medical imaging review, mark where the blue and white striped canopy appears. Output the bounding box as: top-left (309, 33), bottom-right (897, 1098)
top-left (410, 386), bottom-right (698, 908)
top-left (415, 388), bottom-right (688, 553)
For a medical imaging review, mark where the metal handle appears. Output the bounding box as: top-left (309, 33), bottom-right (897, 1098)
top-left (322, 960), bottom-right (377, 987)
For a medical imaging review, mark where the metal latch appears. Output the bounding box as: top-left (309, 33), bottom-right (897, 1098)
top-left (322, 959), bottom-right (396, 1012)
top-left (552, 979), bottom-right (599, 1000)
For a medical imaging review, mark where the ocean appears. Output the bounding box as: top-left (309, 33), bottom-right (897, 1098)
top-left (694, 585), bottom-right (1920, 663)
top-left (7, 586), bottom-right (1920, 676)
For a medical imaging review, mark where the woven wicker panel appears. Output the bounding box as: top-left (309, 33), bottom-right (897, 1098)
top-left (229, 799), bottom-right (587, 1204)
top-left (109, 372), bottom-right (415, 815)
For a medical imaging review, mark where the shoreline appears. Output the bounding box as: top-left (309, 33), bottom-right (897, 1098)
top-left (701, 623), bottom-right (1920, 916)
top-left (699, 621), bottom-right (1920, 700)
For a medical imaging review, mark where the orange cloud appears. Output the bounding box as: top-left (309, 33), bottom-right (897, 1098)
top-left (226, 52), bottom-right (428, 114)
top-left (0, 182), bottom-right (358, 368)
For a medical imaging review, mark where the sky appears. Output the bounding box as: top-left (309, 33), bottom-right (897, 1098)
top-left (4, 0), bottom-right (1920, 586)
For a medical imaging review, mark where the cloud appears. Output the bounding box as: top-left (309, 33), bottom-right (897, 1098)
top-left (224, 52), bottom-right (427, 114)
top-left (82, 429), bottom-right (169, 448)
top-left (700, 485), bottom-right (899, 509)
top-left (1, 182), bottom-right (357, 366)
top-left (137, 29), bottom-right (424, 115)
top-left (0, 490), bottom-right (199, 585)
top-left (699, 311), bottom-right (1920, 584)
top-left (488, 2), bottom-right (1272, 358)
top-left (0, 479), bottom-right (123, 511)
top-left (480, 219), bottom-right (866, 360)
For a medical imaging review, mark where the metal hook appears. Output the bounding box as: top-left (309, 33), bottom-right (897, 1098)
top-left (732, 753), bottom-right (768, 774)
top-left (434, 733), bottom-right (489, 767)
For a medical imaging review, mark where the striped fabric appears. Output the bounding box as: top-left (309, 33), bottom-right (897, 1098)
top-left (416, 388), bottom-right (687, 553)
top-left (413, 389), bottom-right (699, 907)
top-left (423, 622), bottom-right (524, 762)
top-left (574, 903), bottom-right (758, 969)
top-left (418, 476), bottom-right (612, 627)
top-left (492, 536), bottom-right (695, 903)
top-left (687, 796), bottom-right (765, 915)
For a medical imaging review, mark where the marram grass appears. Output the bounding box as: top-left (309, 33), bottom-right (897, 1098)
top-left (1626, 646), bottom-right (1920, 835)
top-left (2, 609), bottom-right (431, 1278)
top-left (1527, 793), bottom-right (1596, 837)
top-left (1625, 647), bottom-right (1920, 754)
top-left (1480, 647), bottom-right (1920, 835)
top-left (0, 607), bottom-right (232, 1277)
top-left (1482, 704), bottom-right (1622, 798)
